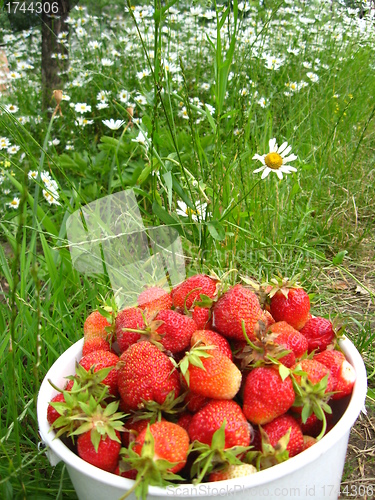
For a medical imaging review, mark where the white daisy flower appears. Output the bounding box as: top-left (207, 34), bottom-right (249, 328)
top-left (306, 72), bottom-right (319, 83)
top-left (75, 103), bottom-right (91, 114)
top-left (6, 197), bottom-right (20, 209)
top-left (176, 200), bottom-right (209, 222)
top-left (252, 138), bottom-right (298, 180)
top-left (102, 119), bottom-right (125, 130)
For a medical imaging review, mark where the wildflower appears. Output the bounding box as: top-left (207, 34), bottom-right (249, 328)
top-left (97, 102), bottom-right (109, 110)
top-left (48, 139), bottom-right (60, 146)
top-left (0, 137), bottom-right (10, 150)
top-left (132, 130), bottom-right (149, 150)
top-left (7, 145), bottom-right (20, 154)
top-left (101, 58), bottom-right (114, 66)
top-left (257, 97), bottom-right (269, 108)
top-left (134, 94), bottom-right (147, 105)
top-left (75, 117), bottom-right (94, 127)
top-left (43, 189), bottom-right (60, 205)
top-left (176, 200), bottom-right (209, 222)
top-left (75, 103), bottom-right (91, 113)
top-left (5, 104), bottom-right (19, 113)
top-left (6, 197), bottom-right (20, 209)
top-left (118, 90), bottom-right (130, 103)
top-left (7, 71), bottom-right (22, 80)
top-left (306, 72), bottom-right (319, 82)
top-left (178, 106), bottom-right (189, 119)
top-left (97, 90), bottom-right (110, 102)
top-left (28, 170), bottom-right (38, 180)
top-left (136, 68), bottom-right (151, 80)
top-left (252, 138), bottom-right (298, 180)
top-left (102, 119), bottom-right (125, 130)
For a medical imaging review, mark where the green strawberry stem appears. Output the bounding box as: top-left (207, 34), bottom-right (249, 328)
top-left (241, 320), bottom-right (263, 352)
top-left (116, 463), bottom-right (151, 500)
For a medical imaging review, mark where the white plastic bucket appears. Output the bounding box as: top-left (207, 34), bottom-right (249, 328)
top-left (37, 337), bottom-right (367, 500)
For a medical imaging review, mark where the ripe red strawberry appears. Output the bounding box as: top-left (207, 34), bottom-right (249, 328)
top-left (118, 341), bottom-right (180, 411)
top-left (181, 346), bottom-right (241, 400)
top-left (242, 366), bottom-right (295, 425)
top-left (137, 286), bottom-right (172, 315)
top-left (79, 350), bottom-right (120, 396)
top-left (191, 329), bottom-right (233, 360)
top-left (292, 359), bottom-right (336, 394)
top-left (209, 463), bottom-right (257, 482)
top-left (293, 412), bottom-right (323, 438)
top-left (115, 307), bottom-right (145, 353)
top-left (188, 399), bottom-right (252, 448)
top-left (300, 317), bottom-right (335, 353)
top-left (314, 350), bottom-right (356, 400)
top-left (268, 321), bottom-right (309, 358)
top-left (261, 414), bottom-right (304, 458)
top-left (77, 430), bottom-right (121, 472)
top-left (82, 337), bottom-right (111, 357)
top-left (47, 393), bottom-right (65, 426)
top-left (154, 309), bottom-right (197, 353)
top-left (132, 421), bottom-right (190, 474)
top-left (192, 306), bottom-right (213, 330)
top-left (212, 284), bottom-right (268, 341)
top-left (83, 310), bottom-right (111, 341)
top-left (269, 286), bottom-right (310, 330)
top-left (171, 274), bottom-right (217, 310)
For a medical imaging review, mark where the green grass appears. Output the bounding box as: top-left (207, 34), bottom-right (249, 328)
top-left (0, 0), bottom-right (374, 497)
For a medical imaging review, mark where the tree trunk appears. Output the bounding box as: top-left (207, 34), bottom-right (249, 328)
top-left (41, 0), bottom-right (71, 112)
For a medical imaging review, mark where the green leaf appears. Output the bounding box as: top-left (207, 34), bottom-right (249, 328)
top-left (211, 421), bottom-right (226, 450)
top-left (138, 163), bottom-right (152, 184)
top-left (152, 201), bottom-right (184, 236)
top-left (205, 105), bottom-right (217, 133)
top-left (278, 364), bottom-right (290, 382)
top-left (207, 221), bottom-right (226, 241)
top-left (332, 250), bottom-right (348, 265)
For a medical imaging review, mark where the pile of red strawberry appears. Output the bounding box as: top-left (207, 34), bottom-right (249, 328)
top-left (47, 274), bottom-right (356, 498)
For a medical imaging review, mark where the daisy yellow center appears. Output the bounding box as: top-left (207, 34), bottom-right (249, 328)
top-left (265, 152), bottom-right (283, 170)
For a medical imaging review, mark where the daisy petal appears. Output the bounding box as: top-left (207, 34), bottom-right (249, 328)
top-left (269, 138), bottom-right (277, 152)
top-left (283, 165), bottom-right (297, 172)
top-left (277, 141), bottom-right (289, 154)
top-left (261, 167), bottom-right (271, 179)
top-left (282, 153), bottom-right (297, 163)
top-left (253, 166), bottom-right (266, 174)
top-left (275, 169), bottom-right (283, 180)
top-left (252, 154), bottom-right (266, 164)
top-left (280, 145), bottom-right (292, 157)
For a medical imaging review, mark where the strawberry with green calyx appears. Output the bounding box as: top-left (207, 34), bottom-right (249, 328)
top-left (242, 365), bottom-right (295, 425)
top-left (236, 320), bottom-right (295, 369)
top-left (212, 284), bottom-right (268, 341)
top-left (117, 423), bottom-right (189, 500)
top-left (191, 329), bottom-right (233, 360)
top-left (64, 363), bottom-right (115, 401)
top-left (178, 343), bottom-right (241, 400)
top-left (115, 307), bottom-right (146, 353)
top-left (266, 276), bottom-right (310, 330)
top-left (71, 396), bottom-right (126, 471)
top-left (267, 321), bottom-right (309, 359)
top-left (137, 286), bottom-right (172, 315)
top-left (291, 359), bottom-right (336, 440)
top-left (188, 399), bottom-right (252, 449)
top-left (251, 414), bottom-right (304, 470)
top-left (189, 420), bottom-right (252, 484)
top-left (79, 350), bottom-right (120, 396)
top-left (118, 341), bottom-right (181, 411)
top-left (130, 390), bottom-right (187, 424)
top-left (171, 274), bottom-right (218, 311)
top-left (153, 309), bottom-right (198, 354)
top-left (84, 310), bottom-right (112, 342)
